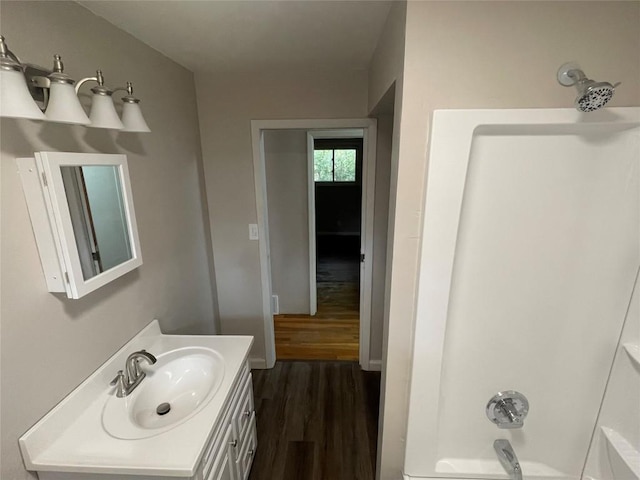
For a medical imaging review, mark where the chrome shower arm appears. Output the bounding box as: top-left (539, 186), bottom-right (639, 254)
top-left (567, 68), bottom-right (587, 84)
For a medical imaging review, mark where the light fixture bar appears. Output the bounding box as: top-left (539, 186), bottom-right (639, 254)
top-left (0, 34), bottom-right (150, 131)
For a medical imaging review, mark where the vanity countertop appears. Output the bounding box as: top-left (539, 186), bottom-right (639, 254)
top-left (19, 320), bottom-right (253, 477)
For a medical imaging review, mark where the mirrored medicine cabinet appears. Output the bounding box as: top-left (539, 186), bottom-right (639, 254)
top-left (17, 152), bottom-right (142, 299)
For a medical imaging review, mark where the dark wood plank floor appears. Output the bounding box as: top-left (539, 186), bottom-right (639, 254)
top-left (248, 361), bottom-right (381, 480)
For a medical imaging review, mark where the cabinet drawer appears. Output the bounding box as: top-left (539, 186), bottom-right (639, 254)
top-left (232, 373), bottom-right (254, 444)
top-left (235, 413), bottom-right (257, 480)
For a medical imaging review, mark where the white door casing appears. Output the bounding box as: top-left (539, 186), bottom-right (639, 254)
top-left (251, 119), bottom-right (377, 370)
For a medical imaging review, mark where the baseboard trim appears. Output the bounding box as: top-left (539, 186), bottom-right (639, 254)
top-left (249, 357), bottom-right (268, 369)
top-left (366, 359), bottom-right (382, 371)
top-left (250, 357), bottom-right (380, 370)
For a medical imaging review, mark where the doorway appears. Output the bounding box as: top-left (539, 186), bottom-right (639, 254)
top-left (270, 134), bottom-right (364, 361)
top-left (251, 119), bottom-right (378, 369)
top-left (313, 137), bottom-right (363, 325)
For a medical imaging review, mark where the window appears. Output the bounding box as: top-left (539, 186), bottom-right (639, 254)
top-left (314, 148), bottom-right (357, 182)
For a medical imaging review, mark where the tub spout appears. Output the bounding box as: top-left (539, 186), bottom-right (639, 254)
top-left (494, 439), bottom-right (523, 480)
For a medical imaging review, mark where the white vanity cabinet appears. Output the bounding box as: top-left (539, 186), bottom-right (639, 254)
top-left (35, 360), bottom-right (256, 480)
top-left (20, 322), bottom-right (257, 480)
top-left (197, 362), bottom-right (257, 480)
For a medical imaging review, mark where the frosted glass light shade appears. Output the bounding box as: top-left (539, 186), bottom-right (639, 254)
top-left (121, 101), bottom-right (150, 132)
top-left (45, 82), bottom-right (90, 125)
top-left (88, 94), bottom-right (124, 129)
top-left (0, 68), bottom-right (46, 120)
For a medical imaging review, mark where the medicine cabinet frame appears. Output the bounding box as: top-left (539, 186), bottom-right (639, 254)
top-left (17, 152), bottom-right (142, 299)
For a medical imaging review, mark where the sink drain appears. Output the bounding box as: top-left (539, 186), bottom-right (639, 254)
top-left (156, 402), bottom-right (171, 416)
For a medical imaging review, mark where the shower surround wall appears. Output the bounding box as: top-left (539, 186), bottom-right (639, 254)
top-left (584, 271), bottom-right (640, 480)
top-left (0, 3), bottom-right (216, 479)
top-left (403, 108), bottom-right (640, 480)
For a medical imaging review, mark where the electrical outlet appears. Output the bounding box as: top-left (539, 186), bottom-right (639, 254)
top-left (249, 224), bottom-right (259, 240)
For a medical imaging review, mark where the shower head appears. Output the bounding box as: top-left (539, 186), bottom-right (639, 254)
top-left (557, 62), bottom-right (620, 112)
top-left (575, 83), bottom-right (615, 112)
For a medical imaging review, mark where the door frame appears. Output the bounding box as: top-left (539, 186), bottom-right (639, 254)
top-left (251, 119), bottom-right (377, 369)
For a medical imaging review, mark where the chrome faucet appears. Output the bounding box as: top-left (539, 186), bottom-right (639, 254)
top-left (110, 350), bottom-right (157, 398)
top-left (494, 439), bottom-right (523, 480)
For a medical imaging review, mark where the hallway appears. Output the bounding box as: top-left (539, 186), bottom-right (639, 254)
top-left (274, 253), bottom-right (360, 360)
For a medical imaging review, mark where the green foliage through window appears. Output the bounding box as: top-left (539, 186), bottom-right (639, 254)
top-left (314, 150), bottom-right (333, 182)
top-left (314, 149), bottom-right (356, 182)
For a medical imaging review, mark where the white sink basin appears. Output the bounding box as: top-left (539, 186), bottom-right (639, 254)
top-left (102, 346), bottom-right (225, 439)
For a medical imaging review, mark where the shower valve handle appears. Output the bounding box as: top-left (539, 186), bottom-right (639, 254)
top-left (486, 391), bottom-right (529, 429)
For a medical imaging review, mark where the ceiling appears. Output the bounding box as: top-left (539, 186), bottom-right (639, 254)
top-left (78, 1), bottom-right (393, 74)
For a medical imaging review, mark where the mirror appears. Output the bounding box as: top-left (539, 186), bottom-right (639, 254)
top-left (61, 166), bottom-right (133, 280)
top-left (17, 152), bottom-right (142, 299)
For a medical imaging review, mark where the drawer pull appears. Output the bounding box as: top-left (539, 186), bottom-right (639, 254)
top-left (243, 410), bottom-right (252, 417)
top-left (230, 439), bottom-right (238, 448)
top-left (247, 449), bottom-right (255, 457)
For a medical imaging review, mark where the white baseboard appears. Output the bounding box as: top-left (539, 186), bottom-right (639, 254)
top-left (249, 357), bottom-right (268, 369)
top-left (250, 357), bottom-right (380, 370)
top-left (367, 359), bottom-right (382, 371)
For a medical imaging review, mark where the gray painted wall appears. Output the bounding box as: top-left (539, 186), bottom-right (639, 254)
top-left (0, 3), bottom-right (216, 478)
top-left (195, 69), bottom-right (369, 362)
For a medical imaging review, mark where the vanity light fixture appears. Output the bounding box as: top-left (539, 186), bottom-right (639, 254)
top-left (76, 69), bottom-right (123, 129)
top-left (120, 82), bottom-right (151, 132)
top-left (0, 35), bottom-right (150, 132)
top-left (0, 35), bottom-right (46, 120)
top-left (41, 54), bottom-right (91, 125)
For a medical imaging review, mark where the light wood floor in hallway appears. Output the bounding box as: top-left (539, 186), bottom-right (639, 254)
top-left (275, 256), bottom-right (360, 360)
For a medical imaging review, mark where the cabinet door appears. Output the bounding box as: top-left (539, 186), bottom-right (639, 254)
top-left (212, 453), bottom-right (235, 480)
top-left (207, 425), bottom-right (237, 480)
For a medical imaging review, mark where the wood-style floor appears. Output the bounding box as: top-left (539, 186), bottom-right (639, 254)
top-left (274, 255), bottom-right (360, 361)
top-left (248, 361), bottom-right (381, 480)
top-left (274, 315), bottom-right (359, 360)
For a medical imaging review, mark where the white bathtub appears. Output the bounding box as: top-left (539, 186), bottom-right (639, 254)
top-left (402, 458), bottom-right (571, 480)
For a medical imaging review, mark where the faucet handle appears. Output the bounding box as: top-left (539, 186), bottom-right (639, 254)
top-left (110, 370), bottom-right (124, 386)
top-left (486, 391), bottom-right (529, 429)
top-left (110, 370), bottom-right (127, 398)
